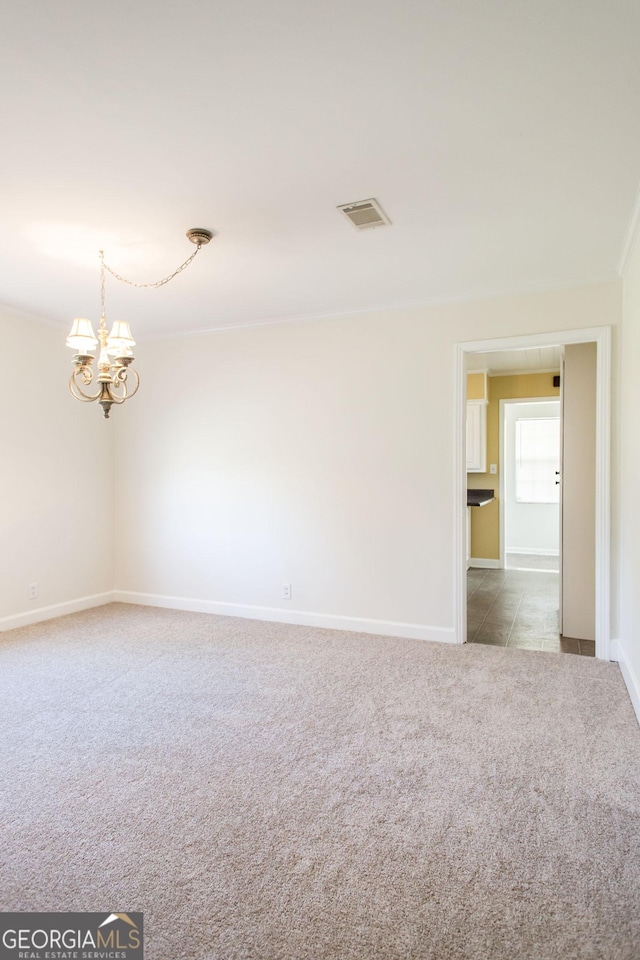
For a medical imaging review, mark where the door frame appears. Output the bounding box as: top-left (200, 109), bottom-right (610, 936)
top-left (454, 326), bottom-right (611, 660)
top-left (499, 396), bottom-right (561, 569)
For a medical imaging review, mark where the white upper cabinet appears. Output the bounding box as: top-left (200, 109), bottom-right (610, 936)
top-left (466, 400), bottom-right (487, 473)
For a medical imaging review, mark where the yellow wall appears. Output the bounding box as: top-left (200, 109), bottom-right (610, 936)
top-left (469, 372), bottom-right (560, 559)
top-left (467, 372), bottom-right (487, 400)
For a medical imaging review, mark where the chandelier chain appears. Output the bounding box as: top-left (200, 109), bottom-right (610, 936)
top-left (99, 251), bottom-right (106, 321)
top-left (100, 245), bottom-right (201, 290)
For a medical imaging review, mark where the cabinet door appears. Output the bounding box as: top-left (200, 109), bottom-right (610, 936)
top-left (466, 400), bottom-right (487, 472)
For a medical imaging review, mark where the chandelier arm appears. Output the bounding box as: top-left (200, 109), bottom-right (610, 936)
top-left (122, 367), bottom-right (140, 398)
top-left (106, 390), bottom-right (128, 406)
top-left (69, 369), bottom-right (102, 402)
top-left (111, 366), bottom-right (140, 400)
top-left (101, 245), bottom-right (201, 290)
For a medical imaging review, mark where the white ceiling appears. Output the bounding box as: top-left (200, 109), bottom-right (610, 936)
top-left (467, 346), bottom-right (563, 374)
top-left (2, 1), bottom-right (640, 339)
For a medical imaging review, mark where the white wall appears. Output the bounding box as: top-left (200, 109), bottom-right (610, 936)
top-left (618, 226), bottom-right (640, 710)
top-left (0, 310), bottom-right (114, 628)
top-left (504, 400), bottom-right (560, 554)
top-left (114, 281), bottom-right (619, 640)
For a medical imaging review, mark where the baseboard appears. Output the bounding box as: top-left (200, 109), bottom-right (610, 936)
top-left (505, 548), bottom-right (559, 557)
top-left (0, 591), bottom-right (116, 632)
top-left (468, 558), bottom-right (502, 569)
top-left (610, 639), bottom-right (640, 726)
top-left (113, 590), bottom-right (457, 644)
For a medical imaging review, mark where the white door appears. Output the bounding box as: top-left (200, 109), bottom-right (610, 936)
top-left (503, 400), bottom-right (561, 561)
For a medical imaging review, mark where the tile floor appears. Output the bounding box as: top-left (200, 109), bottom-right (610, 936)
top-left (467, 566), bottom-right (595, 656)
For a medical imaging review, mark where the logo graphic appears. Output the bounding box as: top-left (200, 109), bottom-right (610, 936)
top-left (99, 913), bottom-right (139, 932)
top-left (0, 912), bottom-right (143, 959)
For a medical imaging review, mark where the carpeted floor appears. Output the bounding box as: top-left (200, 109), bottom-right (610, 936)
top-left (1, 603), bottom-right (639, 960)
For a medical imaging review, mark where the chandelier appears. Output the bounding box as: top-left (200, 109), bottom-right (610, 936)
top-left (66, 227), bottom-right (212, 418)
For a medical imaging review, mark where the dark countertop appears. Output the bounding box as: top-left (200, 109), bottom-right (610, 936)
top-left (467, 488), bottom-right (495, 507)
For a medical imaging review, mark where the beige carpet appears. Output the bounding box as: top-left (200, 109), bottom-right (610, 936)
top-left (1, 603), bottom-right (639, 959)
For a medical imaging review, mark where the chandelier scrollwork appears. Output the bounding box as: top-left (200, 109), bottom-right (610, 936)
top-left (66, 228), bottom-right (212, 418)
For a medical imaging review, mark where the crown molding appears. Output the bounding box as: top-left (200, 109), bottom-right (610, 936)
top-left (618, 178), bottom-right (640, 277)
top-left (141, 274), bottom-right (619, 343)
top-left (0, 299), bottom-right (66, 330)
top-left (485, 366), bottom-right (561, 377)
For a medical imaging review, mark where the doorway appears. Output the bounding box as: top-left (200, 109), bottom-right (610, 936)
top-left (468, 390), bottom-right (566, 652)
top-left (454, 326), bottom-right (611, 660)
top-left (467, 394), bottom-right (570, 653)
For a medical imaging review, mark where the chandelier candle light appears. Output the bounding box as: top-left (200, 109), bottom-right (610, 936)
top-left (67, 228), bottom-right (213, 418)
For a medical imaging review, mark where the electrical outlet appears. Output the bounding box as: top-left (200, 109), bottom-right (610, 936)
top-left (282, 583), bottom-right (292, 600)
top-left (28, 582), bottom-right (38, 600)
top-left (489, 464), bottom-right (497, 474)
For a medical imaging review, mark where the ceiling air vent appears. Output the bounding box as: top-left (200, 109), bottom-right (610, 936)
top-left (337, 198), bottom-right (391, 231)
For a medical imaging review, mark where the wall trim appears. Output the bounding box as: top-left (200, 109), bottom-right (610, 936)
top-left (0, 591), bottom-right (115, 633)
top-left (468, 558), bottom-right (502, 569)
top-left (454, 326), bottom-right (611, 660)
top-left (113, 591), bottom-right (456, 644)
top-left (610, 640), bottom-right (640, 726)
top-left (506, 547), bottom-right (560, 557)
